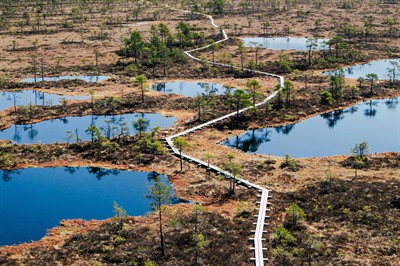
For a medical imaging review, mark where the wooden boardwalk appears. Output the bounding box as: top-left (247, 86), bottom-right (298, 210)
top-left (166, 9), bottom-right (285, 266)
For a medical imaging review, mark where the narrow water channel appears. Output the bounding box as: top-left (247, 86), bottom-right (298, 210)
top-left (1, 90), bottom-right (88, 112)
top-left (240, 37), bottom-right (329, 50)
top-left (151, 81), bottom-right (233, 97)
top-left (0, 113), bottom-right (177, 144)
top-left (20, 75), bottom-right (109, 83)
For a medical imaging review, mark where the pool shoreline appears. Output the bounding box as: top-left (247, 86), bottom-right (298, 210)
top-left (223, 96), bottom-right (400, 157)
top-left (0, 167), bottom-right (176, 246)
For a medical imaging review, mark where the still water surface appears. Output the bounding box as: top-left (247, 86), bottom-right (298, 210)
top-left (241, 37), bottom-right (329, 50)
top-left (0, 90), bottom-right (88, 112)
top-left (323, 58), bottom-right (400, 80)
top-left (21, 75), bottom-right (109, 83)
top-left (151, 81), bottom-right (234, 97)
top-left (224, 97), bottom-right (400, 157)
top-left (0, 113), bottom-right (177, 144)
top-left (0, 167), bottom-right (175, 245)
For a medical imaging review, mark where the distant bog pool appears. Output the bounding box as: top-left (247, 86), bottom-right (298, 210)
top-left (0, 113), bottom-right (177, 144)
top-left (151, 81), bottom-right (234, 97)
top-left (224, 97), bottom-right (400, 157)
top-left (323, 58), bottom-right (400, 80)
top-left (0, 167), bottom-right (176, 245)
top-left (241, 37), bottom-right (329, 50)
top-left (0, 90), bottom-right (89, 112)
top-left (21, 75), bottom-right (109, 83)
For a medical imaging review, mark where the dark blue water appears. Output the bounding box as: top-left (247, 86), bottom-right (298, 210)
top-left (224, 97), bottom-right (400, 157)
top-left (323, 58), bottom-right (400, 80)
top-left (0, 113), bottom-right (177, 144)
top-left (0, 167), bottom-right (176, 245)
top-left (151, 81), bottom-right (234, 97)
top-left (0, 90), bottom-right (89, 112)
top-left (241, 37), bottom-right (329, 50)
top-left (21, 75), bottom-right (109, 83)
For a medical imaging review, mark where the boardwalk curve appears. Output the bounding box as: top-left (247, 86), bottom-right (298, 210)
top-left (165, 9), bottom-right (285, 266)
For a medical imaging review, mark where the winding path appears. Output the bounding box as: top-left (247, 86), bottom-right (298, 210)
top-left (165, 10), bottom-right (284, 266)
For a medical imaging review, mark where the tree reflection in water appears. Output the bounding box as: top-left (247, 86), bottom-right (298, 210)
top-left (275, 124), bottom-right (295, 135)
top-left (153, 83), bottom-right (167, 92)
top-left (364, 100), bottom-right (378, 117)
top-left (197, 82), bottom-right (219, 96)
top-left (227, 128), bottom-right (272, 152)
top-left (227, 124), bottom-right (296, 153)
top-left (224, 97), bottom-right (399, 156)
top-left (320, 109), bottom-right (345, 128)
top-left (147, 171), bottom-right (159, 182)
top-left (385, 97), bottom-right (399, 109)
top-left (58, 117), bottom-right (69, 124)
top-left (150, 82), bottom-right (227, 97)
top-left (1, 167), bottom-right (146, 183)
top-left (348, 106), bottom-right (358, 114)
top-left (64, 167), bottom-right (78, 174)
top-left (1, 170), bottom-right (20, 182)
top-left (24, 124), bottom-right (38, 141)
top-left (1, 113), bottom-right (176, 144)
top-left (13, 125), bottom-right (21, 142)
top-left (87, 167), bottom-right (120, 181)
top-left (1, 90), bottom-right (88, 112)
